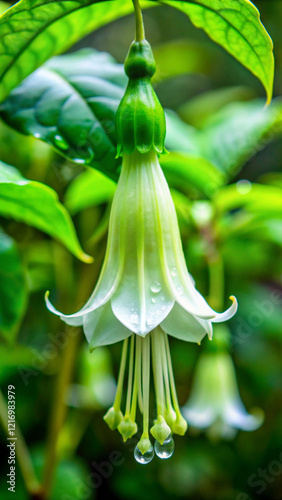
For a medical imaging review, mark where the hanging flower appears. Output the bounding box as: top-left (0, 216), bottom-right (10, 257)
top-left (182, 326), bottom-right (263, 439)
top-left (45, 39), bottom-right (237, 462)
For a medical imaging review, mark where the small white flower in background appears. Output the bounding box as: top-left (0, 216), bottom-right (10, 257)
top-left (182, 326), bottom-right (264, 440)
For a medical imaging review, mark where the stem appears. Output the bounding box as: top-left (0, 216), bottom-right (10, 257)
top-left (0, 390), bottom-right (42, 498)
top-left (113, 338), bottom-right (129, 411)
top-left (208, 252), bottom-right (225, 312)
top-left (41, 330), bottom-right (80, 500)
top-left (132, 0), bottom-right (145, 41)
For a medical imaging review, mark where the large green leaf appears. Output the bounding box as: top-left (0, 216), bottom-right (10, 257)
top-left (0, 49), bottom-right (126, 178)
top-left (0, 161), bottom-right (92, 262)
top-left (198, 100), bottom-right (282, 179)
top-left (0, 230), bottom-right (27, 341)
top-left (0, 0), bottom-right (140, 103)
top-left (161, 0), bottom-right (274, 103)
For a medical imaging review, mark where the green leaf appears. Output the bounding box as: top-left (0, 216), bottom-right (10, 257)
top-left (0, 161), bottom-right (92, 262)
top-left (160, 152), bottom-right (224, 197)
top-left (64, 168), bottom-right (116, 214)
top-left (198, 100), bottom-right (282, 178)
top-left (0, 49), bottom-right (126, 179)
top-left (0, 0), bottom-right (139, 102)
top-left (0, 230), bottom-right (27, 341)
top-left (214, 183), bottom-right (282, 217)
top-left (161, 0), bottom-right (274, 103)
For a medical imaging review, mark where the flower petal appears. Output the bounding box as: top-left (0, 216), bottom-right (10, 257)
top-left (111, 152), bottom-right (174, 335)
top-left (211, 296), bottom-right (238, 323)
top-left (224, 400), bottom-right (264, 431)
top-left (84, 303), bottom-right (132, 350)
top-left (160, 302), bottom-right (212, 343)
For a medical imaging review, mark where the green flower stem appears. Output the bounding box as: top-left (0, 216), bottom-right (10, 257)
top-left (42, 329), bottom-right (80, 500)
top-left (207, 251), bottom-right (225, 313)
top-left (0, 390), bottom-right (42, 498)
top-left (132, 0), bottom-right (145, 42)
top-left (131, 336), bottom-right (141, 420)
top-left (113, 338), bottom-right (129, 412)
top-left (142, 333), bottom-right (151, 437)
top-left (125, 335), bottom-right (135, 415)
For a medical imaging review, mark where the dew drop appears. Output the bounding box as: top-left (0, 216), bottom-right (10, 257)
top-left (151, 298), bottom-right (157, 304)
top-left (54, 134), bottom-right (69, 150)
top-left (176, 285), bottom-right (183, 296)
top-left (161, 306), bottom-right (166, 311)
top-left (151, 282), bottom-right (162, 294)
top-left (154, 435), bottom-right (174, 459)
top-left (130, 313), bottom-right (138, 325)
top-left (134, 445), bottom-right (154, 464)
top-left (170, 266), bottom-right (177, 277)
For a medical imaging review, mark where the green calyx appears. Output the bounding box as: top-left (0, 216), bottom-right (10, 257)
top-left (116, 39), bottom-right (166, 157)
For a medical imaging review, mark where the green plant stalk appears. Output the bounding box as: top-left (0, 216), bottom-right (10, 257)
top-left (132, 0), bottom-right (145, 41)
top-left (41, 330), bottom-right (80, 500)
top-left (0, 390), bottom-right (42, 498)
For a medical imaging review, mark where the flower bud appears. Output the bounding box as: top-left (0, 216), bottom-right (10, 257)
top-left (115, 39), bottom-right (166, 156)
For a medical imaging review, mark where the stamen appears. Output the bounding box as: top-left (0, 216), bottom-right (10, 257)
top-left (114, 337), bottom-right (128, 412)
top-left (131, 336), bottom-right (141, 421)
top-left (142, 333), bottom-right (150, 437)
top-left (125, 335), bottom-right (135, 415)
top-left (164, 333), bottom-right (188, 435)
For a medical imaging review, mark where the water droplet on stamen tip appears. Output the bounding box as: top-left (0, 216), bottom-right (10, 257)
top-left (134, 445), bottom-right (154, 464)
top-left (151, 282), bottom-right (162, 294)
top-left (154, 435), bottom-right (175, 459)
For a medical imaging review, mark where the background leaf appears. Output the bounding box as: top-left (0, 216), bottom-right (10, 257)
top-left (0, 0), bottom-right (140, 102)
top-left (0, 229), bottom-right (27, 341)
top-left (162, 0), bottom-right (274, 103)
top-left (0, 161), bottom-right (92, 262)
top-left (0, 49), bottom-right (126, 179)
top-left (64, 168), bottom-right (116, 214)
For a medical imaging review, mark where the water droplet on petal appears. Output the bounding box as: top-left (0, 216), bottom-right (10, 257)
top-left (154, 435), bottom-right (174, 459)
top-left (176, 285), bottom-right (183, 296)
top-left (130, 313), bottom-right (138, 325)
top-left (170, 267), bottom-right (177, 277)
top-left (134, 445), bottom-right (154, 464)
top-left (54, 134), bottom-right (69, 150)
top-left (151, 282), bottom-right (162, 294)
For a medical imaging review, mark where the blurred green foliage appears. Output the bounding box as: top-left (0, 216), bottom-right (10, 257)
top-left (0, 1), bottom-right (281, 500)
